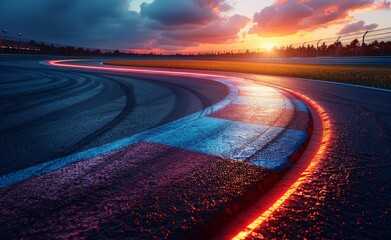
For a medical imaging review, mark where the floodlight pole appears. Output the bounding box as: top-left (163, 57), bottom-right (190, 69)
top-left (317, 39), bottom-right (322, 57)
top-left (1, 29), bottom-right (7, 54)
top-left (18, 33), bottom-right (22, 54)
top-left (361, 31), bottom-right (368, 56)
top-left (335, 36), bottom-right (341, 57)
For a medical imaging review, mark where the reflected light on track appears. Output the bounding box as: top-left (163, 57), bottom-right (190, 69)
top-left (231, 89), bottom-right (332, 240)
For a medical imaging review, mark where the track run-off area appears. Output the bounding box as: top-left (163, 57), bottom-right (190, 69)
top-left (1, 56), bottom-right (390, 239)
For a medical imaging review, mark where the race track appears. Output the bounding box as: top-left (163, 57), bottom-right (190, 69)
top-left (1, 56), bottom-right (390, 239)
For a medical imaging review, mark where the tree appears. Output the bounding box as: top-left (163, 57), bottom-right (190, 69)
top-left (348, 39), bottom-right (360, 56)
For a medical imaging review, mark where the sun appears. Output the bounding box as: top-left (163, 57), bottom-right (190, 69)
top-left (265, 43), bottom-right (275, 51)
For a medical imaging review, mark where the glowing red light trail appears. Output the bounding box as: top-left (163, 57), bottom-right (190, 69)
top-left (231, 87), bottom-right (332, 239)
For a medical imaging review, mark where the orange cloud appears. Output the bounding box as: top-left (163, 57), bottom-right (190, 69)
top-left (337, 20), bottom-right (378, 34)
top-left (371, 0), bottom-right (391, 10)
top-left (250, 0), bottom-right (387, 37)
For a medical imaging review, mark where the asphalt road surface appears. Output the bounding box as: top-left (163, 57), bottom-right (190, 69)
top-left (1, 56), bottom-right (390, 239)
top-left (0, 56), bottom-right (228, 175)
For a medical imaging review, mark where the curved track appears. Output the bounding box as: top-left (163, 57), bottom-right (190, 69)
top-left (51, 59), bottom-right (391, 239)
top-left (1, 56), bottom-right (390, 239)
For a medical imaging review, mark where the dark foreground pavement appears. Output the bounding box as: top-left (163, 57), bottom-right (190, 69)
top-left (0, 142), bottom-right (276, 239)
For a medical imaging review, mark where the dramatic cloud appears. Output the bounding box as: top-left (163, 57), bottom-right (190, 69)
top-left (0, 0), bottom-right (248, 50)
top-left (140, 0), bottom-right (232, 26)
top-left (371, 0), bottom-right (391, 10)
top-left (250, 0), bottom-right (386, 37)
top-left (161, 15), bottom-right (250, 44)
top-left (0, 0), bottom-right (156, 49)
top-left (4, 0), bottom-right (384, 51)
top-left (338, 20), bottom-right (378, 34)
top-left (139, 0), bottom-right (248, 48)
top-left (251, 1), bottom-right (313, 37)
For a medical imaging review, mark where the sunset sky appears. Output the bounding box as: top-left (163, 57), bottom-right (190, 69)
top-left (1, 0), bottom-right (390, 53)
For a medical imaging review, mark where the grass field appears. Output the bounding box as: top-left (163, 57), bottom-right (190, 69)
top-left (105, 60), bottom-right (391, 90)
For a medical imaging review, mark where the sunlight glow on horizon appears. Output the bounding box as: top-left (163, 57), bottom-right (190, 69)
top-left (3, 0), bottom-right (387, 52)
top-left (92, 0), bottom-right (391, 51)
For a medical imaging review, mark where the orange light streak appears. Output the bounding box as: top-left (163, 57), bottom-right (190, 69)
top-left (47, 60), bottom-right (228, 80)
top-left (231, 88), bottom-right (332, 240)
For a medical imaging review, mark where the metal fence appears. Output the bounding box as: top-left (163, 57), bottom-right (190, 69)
top-left (177, 27), bottom-right (391, 57)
